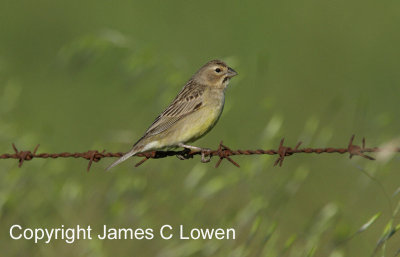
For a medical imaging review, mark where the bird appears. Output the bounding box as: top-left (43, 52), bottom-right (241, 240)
top-left (106, 59), bottom-right (238, 170)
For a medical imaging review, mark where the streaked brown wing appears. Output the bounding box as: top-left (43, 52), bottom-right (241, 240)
top-left (142, 81), bottom-right (206, 138)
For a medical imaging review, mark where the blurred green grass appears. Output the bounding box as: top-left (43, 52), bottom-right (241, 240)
top-left (1, 0), bottom-right (400, 256)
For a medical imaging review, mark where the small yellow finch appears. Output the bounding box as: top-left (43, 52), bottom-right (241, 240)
top-left (107, 59), bottom-right (237, 170)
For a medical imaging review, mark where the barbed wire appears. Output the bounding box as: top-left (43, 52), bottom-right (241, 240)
top-left (1, 135), bottom-right (399, 171)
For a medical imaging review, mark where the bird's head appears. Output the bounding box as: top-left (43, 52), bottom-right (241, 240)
top-left (193, 59), bottom-right (238, 88)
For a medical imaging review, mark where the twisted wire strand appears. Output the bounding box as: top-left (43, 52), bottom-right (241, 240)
top-left (1, 135), bottom-right (399, 171)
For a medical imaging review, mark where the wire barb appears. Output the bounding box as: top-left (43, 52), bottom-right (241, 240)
top-left (11, 143), bottom-right (40, 167)
top-left (215, 141), bottom-right (240, 168)
top-left (348, 135), bottom-right (375, 160)
top-left (86, 150), bottom-right (106, 172)
top-left (273, 138), bottom-right (302, 167)
top-left (1, 135), bottom-right (399, 171)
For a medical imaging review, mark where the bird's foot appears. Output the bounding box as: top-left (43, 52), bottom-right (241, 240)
top-left (200, 148), bottom-right (212, 163)
top-left (178, 144), bottom-right (211, 163)
top-left (176, 148), bottom-right (192, 160)
top-left (176, 154), bottom-right (185, 160)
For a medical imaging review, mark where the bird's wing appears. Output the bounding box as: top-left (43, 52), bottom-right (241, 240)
top-left (142, 81), bottom-right (206, 138)
top-left (107, 82), bottom-right (205, 170)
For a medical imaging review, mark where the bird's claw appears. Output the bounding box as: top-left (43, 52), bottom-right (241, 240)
top-left (200, 148), bottom-right (212, 163)
top-left (176, 146), bottom-right (211, 163)
top-left (176, 148), bottom-right (192, 160)
top-left (176, 154), bottom-right (187, 160)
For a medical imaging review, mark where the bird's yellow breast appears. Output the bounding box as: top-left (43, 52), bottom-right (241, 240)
top-left (183, 103), bottom-right (224, 142)
top-left (156, 89), bottom-right (225, 146)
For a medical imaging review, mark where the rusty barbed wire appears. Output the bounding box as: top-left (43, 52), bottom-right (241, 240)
top-left (1, 135), bottom-right (399, 171)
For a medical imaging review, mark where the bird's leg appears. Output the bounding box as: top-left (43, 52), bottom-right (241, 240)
top-left (178, 143), bottom-right (212, 163)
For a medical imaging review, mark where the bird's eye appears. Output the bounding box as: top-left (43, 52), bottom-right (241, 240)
top-left (215, 68), bottom-right (221, 73)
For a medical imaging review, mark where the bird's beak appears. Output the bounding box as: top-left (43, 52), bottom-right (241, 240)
top-left (227, 67), bottom-right (238, 78)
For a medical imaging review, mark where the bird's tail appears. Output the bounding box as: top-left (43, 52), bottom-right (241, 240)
top-left (106, 145), bottom-right (143, 171)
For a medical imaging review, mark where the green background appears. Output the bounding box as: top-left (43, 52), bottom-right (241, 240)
top-left (1, 0), bottom-right (399, 256)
